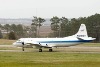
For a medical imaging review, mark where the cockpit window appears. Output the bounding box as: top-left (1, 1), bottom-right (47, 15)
top-left (16, 39), bottom-right (22, 43)
top-left (18, 40), bottom-right (20, 41)
top-left (17, 40), bottom-right (21, 42)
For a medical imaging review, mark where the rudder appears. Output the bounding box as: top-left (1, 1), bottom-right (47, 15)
top-left (75, 24), bottom-right (88, 38)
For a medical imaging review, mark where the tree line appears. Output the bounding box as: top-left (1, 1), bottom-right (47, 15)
top-left (31, 14), bottom-right (100, 42)
top-left (50, 13), bottom-right (100, 42)
top-left (0, 24), bottom-right (23, 39)
top-left (0, 24), bottom-right (36, 39)
top-left (0, 13), bottom-right (100, 42)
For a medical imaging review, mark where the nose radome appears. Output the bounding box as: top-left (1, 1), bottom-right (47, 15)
top-left (13, 42), bottom-right (16, 46)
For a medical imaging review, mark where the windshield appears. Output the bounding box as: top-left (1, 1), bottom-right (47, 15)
top-left (17, 39), bottom-right (21, 42)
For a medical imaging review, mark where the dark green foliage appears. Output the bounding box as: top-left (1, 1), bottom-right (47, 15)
top-left (16, 24), bottom-right (24, 38)
top-left (0, 14), bottom-right (100, 42)
top-left (50, 13), bottom-right (100, 42)
top-left (4, 24), bottom-right (11, 33)
top-left (65, 13), bottom-right (100, 42)
top-left (0, 30), bottom-right (3, 38)
top-left (8, 32), bottom-right (16, 40)
top-left (50, 16), bottom-right (60, 37)
top-left (9, 24), bottom-right (25, 38)
top-left (2, 24), bottom-right (29, 39)
top-left (86, 14), bottom-right (100, 42)
top-left (32, 16), bottom-right (45, 37)
top-left (60, 17), bottom-right (69, 37)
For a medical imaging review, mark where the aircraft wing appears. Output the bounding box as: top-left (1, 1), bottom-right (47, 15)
top-left (25, 42), bottom-right (52, 48)
top-left (77, 37), bottom-right (84, 40)
top-left (25, 42), bottom-right (41, 48)
top-left (77, 37), bottom-right (96, 40)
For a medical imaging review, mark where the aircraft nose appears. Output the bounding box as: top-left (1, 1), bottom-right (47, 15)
top-left (13, 42), bottom-right (16, 46)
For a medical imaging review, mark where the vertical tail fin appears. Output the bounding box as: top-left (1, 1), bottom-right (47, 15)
top-left (75, 24), bottom-right (88, 38)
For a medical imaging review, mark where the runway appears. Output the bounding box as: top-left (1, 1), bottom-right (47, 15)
top-left (0, 45), bottom-right (100, 53)
top-left (0, 45), bottom-right (14, 47)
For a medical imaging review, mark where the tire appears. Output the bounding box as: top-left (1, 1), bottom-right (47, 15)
top-left (49, 49), bottom-right (52, 52)
top-left (39, 49), bottom-right (42, 52)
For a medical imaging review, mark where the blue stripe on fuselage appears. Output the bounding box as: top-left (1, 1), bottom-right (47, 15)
top-left (37, 40), bottom-right (92, 43)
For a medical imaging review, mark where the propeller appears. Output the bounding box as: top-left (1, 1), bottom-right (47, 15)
top-left (22, 42), bottom-right (24, 51)
top-left (39, 43), bottom-right (41, 46)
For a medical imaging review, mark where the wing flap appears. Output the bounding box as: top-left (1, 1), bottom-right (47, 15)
top-left (25, 43), bottom-right (41, 47)
top-left (77, 37), bottom-right (84, 40)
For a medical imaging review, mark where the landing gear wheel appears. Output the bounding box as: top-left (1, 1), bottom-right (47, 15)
top-left (22, 47), bottom-right (24, 51)
top-left (39, 49), bottom-right (42, 52)
top-left (49, 49), bottom-right (53, 52)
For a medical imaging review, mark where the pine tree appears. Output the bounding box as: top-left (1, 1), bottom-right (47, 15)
top-left (8, 32), bottom-right (16, 40)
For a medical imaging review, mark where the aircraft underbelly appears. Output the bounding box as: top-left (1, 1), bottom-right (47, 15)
top-left (52, 43), bottom-right (80, 47)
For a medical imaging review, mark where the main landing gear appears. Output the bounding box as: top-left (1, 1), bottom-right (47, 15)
top-left (39, 49), bottom-right (42, 52)
top-left (39, 48), bottom-right (53, 52)
top-left (49, 49), bottom-right (53, 52)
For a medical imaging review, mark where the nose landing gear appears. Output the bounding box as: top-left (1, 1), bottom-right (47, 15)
top-left (22, 42), bottom-right (24, 51)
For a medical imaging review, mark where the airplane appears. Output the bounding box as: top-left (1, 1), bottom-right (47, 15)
top-left (13, 24), bottom-right (96, 52)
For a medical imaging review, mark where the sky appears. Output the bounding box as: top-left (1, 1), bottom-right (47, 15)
top-left (0, 0), bottom-right (100, 18)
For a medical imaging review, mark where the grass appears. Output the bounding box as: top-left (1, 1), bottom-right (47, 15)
top-left (78, 43), bottom-right (100, 47)
top-left (0, 52), bottom-right (100, 67)
top-left (0, 39), bottom-right (100, 67)
top-left (0, 39), bottom-right (16, 45)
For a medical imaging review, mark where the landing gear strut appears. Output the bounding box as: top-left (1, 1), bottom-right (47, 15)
top-left (22, 42), bottom-right (24, 51)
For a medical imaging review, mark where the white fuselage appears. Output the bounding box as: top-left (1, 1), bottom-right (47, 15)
top-left (13, 36), bottom-right (93, 48)
top-left (13, 24), bottom-right (95, 49)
